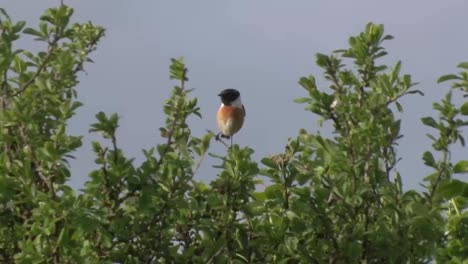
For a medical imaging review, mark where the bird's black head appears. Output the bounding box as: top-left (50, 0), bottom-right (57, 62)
top-left (218, 89), bottom-right (240, 105)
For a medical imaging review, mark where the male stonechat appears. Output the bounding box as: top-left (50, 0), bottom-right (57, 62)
top-left (216, 89), bottom-right (245, 147)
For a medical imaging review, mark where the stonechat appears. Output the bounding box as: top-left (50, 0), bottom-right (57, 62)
top-left (216, 89), bottom-right (245, 147)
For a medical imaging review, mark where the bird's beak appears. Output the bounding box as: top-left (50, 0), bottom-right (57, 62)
top-left (217, 93), bottom-right (222, 97)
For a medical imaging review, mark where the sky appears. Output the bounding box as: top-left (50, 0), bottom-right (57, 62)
top-left (3, 1), bottom-right (468, 191)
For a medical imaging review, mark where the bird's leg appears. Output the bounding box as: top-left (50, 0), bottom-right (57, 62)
top-left (230, 135), bottom-right (233, 148)
top-left (215, 133), bottom-right (232, 148)
top-left (215, 132), bottom-right (222, 141)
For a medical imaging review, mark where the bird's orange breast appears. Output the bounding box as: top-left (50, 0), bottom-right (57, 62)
top-left (217, 105), bottom-right (245, 136)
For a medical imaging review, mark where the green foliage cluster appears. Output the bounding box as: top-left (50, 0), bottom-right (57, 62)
top-left (1, 5), bottom-right (468, 264)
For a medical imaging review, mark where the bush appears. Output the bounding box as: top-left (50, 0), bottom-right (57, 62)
top-left (1, 5), bottom-right (467, 264)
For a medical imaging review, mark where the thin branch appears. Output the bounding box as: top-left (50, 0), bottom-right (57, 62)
top-left (190, 148), bottom-right (208, 182)
top-left (156, 68), bottom-right (187, 168)
top-left (205, 246), bottom-right (225, 264)
top-left (361, 204), bottom-right (370, 261)
top-left (309, 197), bottom-right (340, 260)
top-left (282, 168), bottom-right (290, 210)
top-left (72, 28), bottom-right (105, 75)
top-left (111, 134), bottom-right (118, 163)
top-left (12, 45), bottom-right (56, 97)
top-left (1, 64), bottom-right (9, 107)
top-left (430, 149), bottom-right (449, 201)
top-left (18, 124), bottom-right (52, 192)
top-left (244, 212), bottom-right (254, 262)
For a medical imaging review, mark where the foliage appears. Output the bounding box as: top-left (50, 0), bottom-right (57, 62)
top-left (432, 63), bottom-right (468, 263)
top-left (0, 5), bottom-right (104, 264)
top-left (1, 5), bottom-right (468, 264)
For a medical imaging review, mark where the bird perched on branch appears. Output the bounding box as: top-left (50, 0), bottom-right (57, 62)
top-left (216, 89), bottom-right (245, 147)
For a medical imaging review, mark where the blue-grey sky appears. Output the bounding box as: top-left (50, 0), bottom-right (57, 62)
top-left (4, 1), bottom-right (468, 190)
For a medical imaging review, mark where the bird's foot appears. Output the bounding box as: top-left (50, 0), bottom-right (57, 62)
top-left (215, 133), bottom-right (230, 141)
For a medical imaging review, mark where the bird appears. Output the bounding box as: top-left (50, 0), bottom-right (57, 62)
top-left (216, 88), bottom-right (245, 147)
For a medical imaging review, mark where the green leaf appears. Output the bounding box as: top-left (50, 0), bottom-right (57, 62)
top-left (460, 102), bottom-right (468, 115)
top-left (261, 157), bottom-right (278, 169)
top-left (169, 57), bottom-right (188, 81)
top-left (109, 113), bottom-right (119, 126)
top-left (422, 151), bottom-right (436, 167)
top-left (406, 90), bottom-right (424, 96)
top-left (435, 179), bottom-right (467, 199)
top-left (252, 191), bottom-right (266, 201)
top-left (268, 212), bottom-right (284, 228)
top-left (457, 62), bottom-right (468, 70)
top-left (421, 117), bottom-right (438, 128)
top-left (390, 61), bottom-right (401, 82)
top-left (13, 21), bottom-right (26, 33)
top-left (395, 101), bottom-right (403, 112)
top-left (298, 75), bottom-right (317, 92)
top-left (453, 160), bottom-right (468, 173)
top-left (374, 50), bottom-right (387, 59)
top-left (23, 27), bottom-right (45, 38)
top-left (0, 8), bottom-right (10, 19)
top-left (293, 97), bottom-right (312, 104)
top-left (382, 34), bottom-right (394, 41)
top-left (315, 53), bottom-right (329, 68)
top-left (264, 184), bottom-right (282, 199)
top-left (437, 74), bottom-right (460, 83)
top-left (39, 21), bottom-right (48, 37)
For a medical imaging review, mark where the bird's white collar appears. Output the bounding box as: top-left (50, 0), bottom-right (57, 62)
top-left (226, 96), bottom-right (242, 108)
